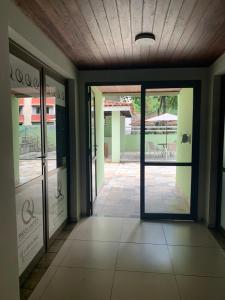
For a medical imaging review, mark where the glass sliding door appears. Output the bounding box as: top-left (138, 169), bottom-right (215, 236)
top-left (10, 53), bottom-right (45, 276)
top-left (45, 75), bottom-right (68, 240)
top-left (141, 83), bottom-right (199, 219)
top-left (10, 44), bottom-right (69, 279)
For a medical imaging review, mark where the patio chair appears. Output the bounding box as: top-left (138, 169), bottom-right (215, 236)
top-left (167, 143), bottom-right (176, 158)
top-left (147, 141), bottom-right (162, 159)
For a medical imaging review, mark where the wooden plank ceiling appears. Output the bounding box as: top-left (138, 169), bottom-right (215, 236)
top-left (16, 0), bottom-right (225, 70)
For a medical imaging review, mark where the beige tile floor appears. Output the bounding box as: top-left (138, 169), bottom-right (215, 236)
top-left (93, 163), bottom-right (189, 218)
top-left (29, 217), bottom-right (225, 300)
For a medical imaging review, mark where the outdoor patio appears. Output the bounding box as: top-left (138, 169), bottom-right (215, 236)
top-left (93, 162), bottom-right (190, 218)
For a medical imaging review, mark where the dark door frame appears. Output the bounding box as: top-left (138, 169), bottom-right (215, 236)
top-left (9, 40), bottom-right (70, 283)
top-left (87, 87), bottom-right (98, 215)
top-left (216, 75), bottom-right (225, 236)
top-left (140, 81), bottom-right (201, 220)
top-left (86, 81), bottom-right (201, 220)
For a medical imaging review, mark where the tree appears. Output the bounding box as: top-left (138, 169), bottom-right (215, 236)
top-left (130, 95), bottom-right (177, 115)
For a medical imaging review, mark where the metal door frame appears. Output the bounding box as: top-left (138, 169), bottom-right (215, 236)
top-left (9, 40), bottom-right (69, 283)
top-left (141, 81), bottom-right (201, 220)
top-left (85, 81), bottom-right (200, 220)
top-left (87, 87), bottom-right (97, 215)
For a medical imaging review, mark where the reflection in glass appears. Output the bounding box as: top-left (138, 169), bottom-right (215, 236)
top-left (145, 166), bottom-right (191, 214)
top-left (46, 76), bottom-right (67, 238)
top-left (145, 88), bottom-right (193, 162)
top-left (10, 57), bottom-right (42, 186)
top-left (10, 53), bottom-right (44, 275)
top-left (16, 180), bottom-right (44, 275)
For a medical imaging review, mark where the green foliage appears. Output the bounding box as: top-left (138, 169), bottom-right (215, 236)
top-left (132, 96), bottom-right (141, 112)
top-left (131, 95), bottom-right (178, 115)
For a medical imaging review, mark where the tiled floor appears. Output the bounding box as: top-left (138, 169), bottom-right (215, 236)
top-left (29, 217), bottom-right (225, 300)
top-left (20, 223), bottom-right (76, 300)
top-left (93, 163), bottom-right (189, 217)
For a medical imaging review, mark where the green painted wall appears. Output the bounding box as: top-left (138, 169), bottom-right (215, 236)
top-left (105, 132), bottom-right (176, 155)
top-left (120, 116), bottom-right (125, 152)
top-left (92, 87), bottom-right (104, 193)
top-left (123, 133), bottom-right (176, 152)
top-left (111, 111), bottom-right (121, 162)
top-left (11, 96), bottom-right (19, 185)
top-left (176, 88), bottom-right (193, 204)
top-left (104, 116), bottom-right (112, 137)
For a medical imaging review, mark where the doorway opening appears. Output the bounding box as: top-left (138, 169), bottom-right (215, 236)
top-left (90, 85), bottom-right (141, 218)
top-left (87, 82), bottom-right (200, 220)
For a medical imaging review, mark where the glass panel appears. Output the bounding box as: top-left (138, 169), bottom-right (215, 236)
top-left (46, 76), bottom-right (67, 238)
top-left (145, 166), bottom-right (191, 214)
top-left (10, 54), bottom-right (44, 275)
top-left (145, 88), bottom-right (193, 162)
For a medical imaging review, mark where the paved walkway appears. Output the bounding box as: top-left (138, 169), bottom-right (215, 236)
top-left (93, 163), bottom-right (189, 217)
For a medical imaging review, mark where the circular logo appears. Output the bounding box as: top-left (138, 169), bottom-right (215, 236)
top-left (21, 199), bottom-right (35, 225)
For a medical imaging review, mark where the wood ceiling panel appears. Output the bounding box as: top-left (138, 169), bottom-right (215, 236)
top-left (15, 0), bottom-right (225, 69)
top-left (103, 0), bottom-right (125, 60)
top-left (130, 0), bottom-right (143, 60)
top-left (89, 0), bottom-right (118, 61)
top-left (116, 0), bottom-right (133, 59)
top-left (187, 0), bottom-right (225, 60)
top-left (76, 0), bottom-right (113, 65)
top-left (141, 0), bottom-right (157, 60)
top-left (170, 0), bottom-right (212, 63)
top-left (165, 0), bottom-right (198, 58)
top-left (61, 0), bottom-right (105, 63)
top-left (156, 0), bottom-right (183, 59)
top-left (148, 0), bottom-right (171, 61)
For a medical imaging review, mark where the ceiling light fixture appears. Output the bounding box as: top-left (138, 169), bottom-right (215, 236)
top-left (135, 32), bottom-right (156, 45)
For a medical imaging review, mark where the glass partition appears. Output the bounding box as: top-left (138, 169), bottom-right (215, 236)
top-left (46, 75), bottom-right (68, 238)
top-left (10, 53), bottom-right (44, 275)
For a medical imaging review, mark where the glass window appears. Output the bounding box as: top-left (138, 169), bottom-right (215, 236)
top-left (144, 166), bottom-right (191, 214)
top-left (46, 75), bottom-right (67, 238)
top-left (144, 88), bottom-right (193, 163)
top-left (10, 53), bottom-right (44, 275)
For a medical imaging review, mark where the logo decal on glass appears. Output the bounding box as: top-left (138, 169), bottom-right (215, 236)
top-left (22, 198), bottom-right (35, 225)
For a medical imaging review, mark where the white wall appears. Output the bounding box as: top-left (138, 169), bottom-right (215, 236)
top-left (0, 0), bottom-right (20, 299)
top-left (79, 68), bottom-right (209, 220)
